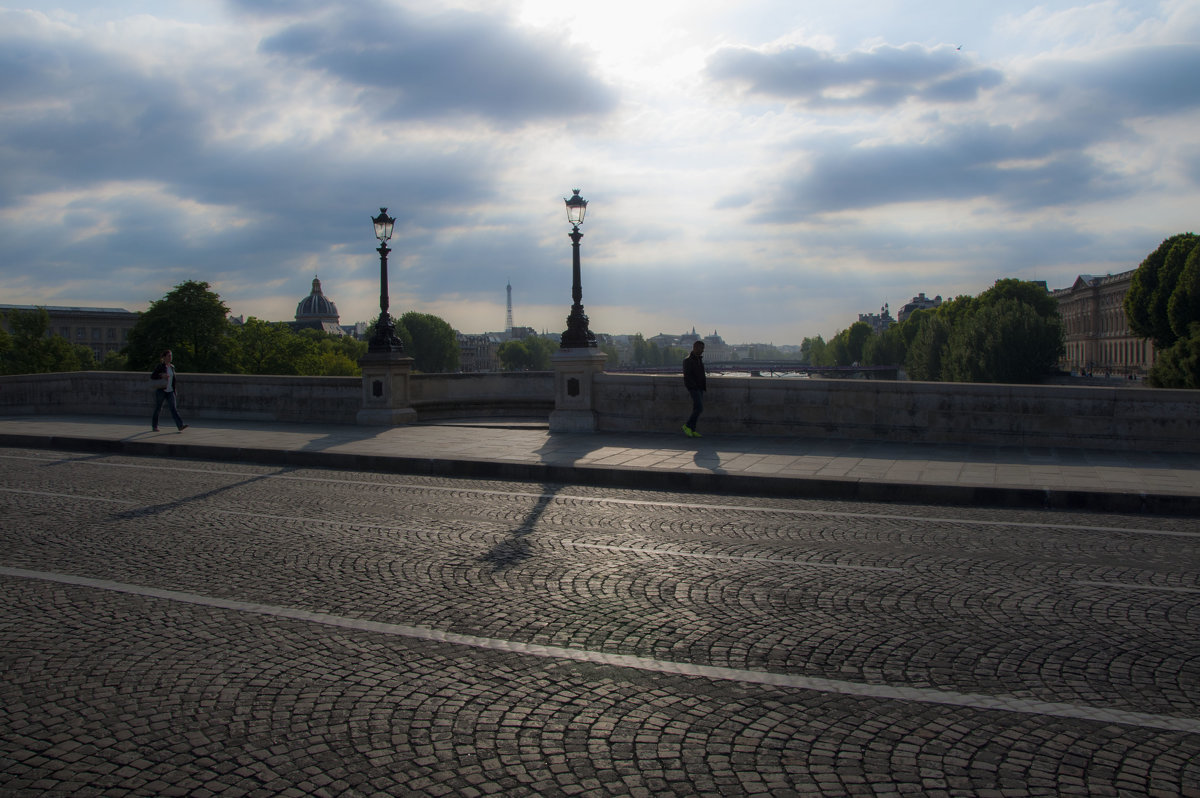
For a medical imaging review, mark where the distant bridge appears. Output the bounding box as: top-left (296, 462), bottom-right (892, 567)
top-left (610, 362), bottom-right (900, 379)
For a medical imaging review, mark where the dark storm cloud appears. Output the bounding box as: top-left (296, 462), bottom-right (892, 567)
top-left (256, 1), bottom-right (618, 124)
top-left (706, 42), bottom-right (1003, 107)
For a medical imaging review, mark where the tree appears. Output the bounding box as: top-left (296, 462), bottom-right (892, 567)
top-left (799, 335), bottom-right (828, 366)
top-left (862, 323), bottom-right (906, 366)
top-left (397, 312), bottom-right (459, 373)
top-left (497, 336), bottom-right (557, 371)
top-left (228, 318), bottom-right (300, 374)
top-left (1167, 242), bottom-right (1200, 342)
top-left (125, 280), bottom-right (231, 372)
top-left (904, 314), bottom-right (950, 381)
top-left (631, 334), bottom-right (652, 365)
top-left (845, 321), bottom-right (873, 365)
top-left (941, 298), bottom-right (1063, 383)
top-left (1147, 322), bottom-right (1200, 388)
top-left (1126, 233), bottom-right (1199, 349)
top-left (294, 328), bottom-right (366, 376)
top-left (977, 278), bottom-right (1057, 320)
top-left (0, 307), bottom-right (96, 375)
top-left (824, 322), bottom-right (872, 367)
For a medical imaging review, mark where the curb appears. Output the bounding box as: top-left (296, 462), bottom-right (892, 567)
top-left (3, 432), bottom-right (1198, 516)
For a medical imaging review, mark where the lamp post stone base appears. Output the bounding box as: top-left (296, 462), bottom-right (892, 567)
top-left (549, 348), bottom-right (607, 432)
top-left (357, 352), bottom-right (418, 426)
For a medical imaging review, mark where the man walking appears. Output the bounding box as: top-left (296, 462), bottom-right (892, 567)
top-left (151, 349), bottom-right (189, 433)
top-left (682, 340), bottom-right (706, 438)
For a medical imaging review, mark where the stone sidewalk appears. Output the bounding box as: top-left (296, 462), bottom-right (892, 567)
top-left (1, 414), bottom-right (1198, 514)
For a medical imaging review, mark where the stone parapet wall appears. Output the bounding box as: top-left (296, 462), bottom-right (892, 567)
top-left (0, 371), bottom-right (554, 425)
top-left (593, 373), bottom-right (1200, 452)
top-left (2, 370), bottom-right (1197, 452)
top-left (410, 372), bottom-right (554, 419)
top-left (0, 371), bottom-right (364, 424)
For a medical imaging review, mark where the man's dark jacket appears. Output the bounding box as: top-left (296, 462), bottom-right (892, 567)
top-left (150, 363), bottom-right (178, 390)
top-left (683, 353), bottom-right (706, 391)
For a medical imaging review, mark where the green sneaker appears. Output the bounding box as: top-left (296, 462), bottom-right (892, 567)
top-left (682, 425), bottom-right (696, 437)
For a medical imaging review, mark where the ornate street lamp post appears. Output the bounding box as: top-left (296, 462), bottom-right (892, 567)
top-left (368, 207), bottom-right (404, 353)
top-left (560, 189), bottom-right (597, 349)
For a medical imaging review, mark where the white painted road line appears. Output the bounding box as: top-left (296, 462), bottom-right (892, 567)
top-left (3, 566), bottom-right (1198, 735)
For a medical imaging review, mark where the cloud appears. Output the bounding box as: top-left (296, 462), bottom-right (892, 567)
top-left (256, 1), bottom-right (618, 125)
top-left (735, 41), bottom-right (1200, 220)
top-left (706, 42), bottom-right (1003, 108)
top-left (759, 122), bottom-right (1132, 219)
top-left (1018, 43), bottom-right (1200, 116)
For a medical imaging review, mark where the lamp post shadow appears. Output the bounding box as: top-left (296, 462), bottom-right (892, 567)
top-left (479, 487), bottom-right (556, 572)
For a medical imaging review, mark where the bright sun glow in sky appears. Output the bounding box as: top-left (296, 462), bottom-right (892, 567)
top-left (2, 0), bottom-right (1199, 346)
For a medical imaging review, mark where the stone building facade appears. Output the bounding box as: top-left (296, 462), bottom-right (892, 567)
top-left (897, 293), bottom-right (942, 323)
top-left (0, 304), bottom-right (139, 361)
top-left (1051, 270), bottom-right (1154, 376)
top-left (457, 333), bottom-right (502, 372)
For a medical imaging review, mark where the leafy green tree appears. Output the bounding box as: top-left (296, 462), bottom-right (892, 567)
top-left (100, 351), bottom-right (128, 370)
top-left (827, 330), bottom-right (850, 366)
top-left (497, 339), bottom-right (533, 370)
top-left (229, 318), bottom-right (307, 375)
top-left (862, 323), bottom-right (906, 366)
top-left (799, 335), bottom-right (828, 366)
top-left (397, 312), bottom-right (459, 373)
top-left (296, 350), bottom-right (361, 376)
top-left (294, 329), bottom-right (366, 375)
top-left (1167, 243), bottom-right (1200, 342)
top-left (366, 314), bottom-right (414, 353)
top-left (1126, 233), bottom-right (1199, 349)
top-left (941, 298), bottom-right (1064, 383)
top-left (1147, 322), bottom-right (1200, 388)
top-left (824, 322), bottom-right (872, 366)
top-left (125, 280), bottom-right (231, 372)
top-left (904, 314), bottom-right (951, 381)
top-left (497, 336), bottom-right (557, 370)
top-left (631, 334), bottom-right (652, 365)
top-left (845, 321), bottom-right (873, 365)
top-left (308, 329), bottom-right (368, 365)
top-left (977, 278), bottom-right (1057, 320)
top-left (0, 307), bottom-right (95, 375)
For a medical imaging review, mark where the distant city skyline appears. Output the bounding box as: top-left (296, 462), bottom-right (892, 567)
top-left (2, 1), bottom-right (1197, 344)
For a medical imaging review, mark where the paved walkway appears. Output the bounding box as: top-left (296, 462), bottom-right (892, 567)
top-left (2, 414), bottom-right (1198, 514)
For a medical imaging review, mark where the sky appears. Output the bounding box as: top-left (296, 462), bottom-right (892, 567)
top-left (2, 0), bottom-right (1198, 346)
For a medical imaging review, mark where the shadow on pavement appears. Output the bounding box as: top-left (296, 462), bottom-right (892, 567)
top-left (479, 485), bottom-right (556, 572)
top-left (107, 467), bottom-right (296, 520)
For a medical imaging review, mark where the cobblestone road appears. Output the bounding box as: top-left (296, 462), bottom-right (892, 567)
top-left (1, 447), bottom-right (1199, 797)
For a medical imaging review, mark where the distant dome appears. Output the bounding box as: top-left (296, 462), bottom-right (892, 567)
top-left (295, 276), bottom-right (339, 323)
